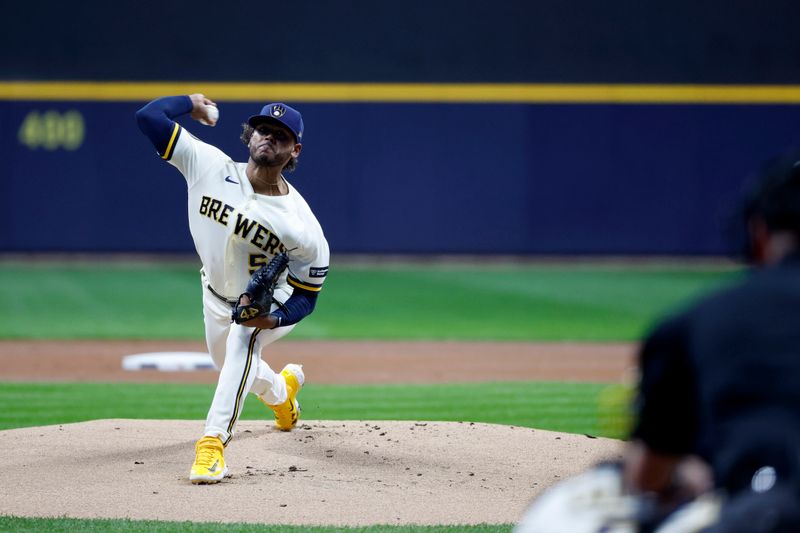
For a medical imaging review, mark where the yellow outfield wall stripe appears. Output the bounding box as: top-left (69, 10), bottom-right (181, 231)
top-left (3, 81), bottom-right (800, 104)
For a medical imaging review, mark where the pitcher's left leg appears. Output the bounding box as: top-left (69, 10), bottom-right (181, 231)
top-left (204, 324), bottom-right (264, 445)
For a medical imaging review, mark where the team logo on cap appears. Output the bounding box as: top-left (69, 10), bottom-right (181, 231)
top-left (271, 105), bottom-right (286, 117)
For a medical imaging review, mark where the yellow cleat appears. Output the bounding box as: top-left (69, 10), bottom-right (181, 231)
top-left (189, 436), bottom-right (228, 484)
top-left (260, 364), bottom-right (304, 431)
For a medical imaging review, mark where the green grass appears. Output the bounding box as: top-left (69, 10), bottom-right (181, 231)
top-left (0, 261), bottom-right (740, 341)
top-left (0, 380), bottom-right (619, 437)
top-left (0, 516), bottom-right (512, 533)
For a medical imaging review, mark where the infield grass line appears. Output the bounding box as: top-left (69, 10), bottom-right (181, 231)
top-left (0, 516), bottom-right (514, 532)
top-left (0, 380), bottom-right (631, 438)
top-left (0, 262), bottom-right (739, 341)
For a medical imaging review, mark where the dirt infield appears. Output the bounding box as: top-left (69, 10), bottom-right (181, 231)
top-left (0, 339), bottom-right (636, 384)
top-left (0, 340), bottom-right (634, 526)
top-left (1, 419), bottom-right (623, 526)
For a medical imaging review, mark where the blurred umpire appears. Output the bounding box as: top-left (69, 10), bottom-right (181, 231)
top-left (516, 150), bottom-right (800, 533)
top-left (624, 148), bottom-right (800, 531)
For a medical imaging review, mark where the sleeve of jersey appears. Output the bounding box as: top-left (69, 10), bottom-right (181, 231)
top-left (285, 238), bottom-right (330, 294)
top-left (269, 288), bottom-right (318, 327)
top-left (270, 233), bottom-right (329, 327)
top-left (135, 96), bottom-right (193, 160)
top-left (136, 96), bottom-right (228, 188)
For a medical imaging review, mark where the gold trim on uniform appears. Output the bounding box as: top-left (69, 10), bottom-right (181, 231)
top-left (161, 123), bottom-right (181, 160)
top-left (287, 275), bottom-right (323, 292)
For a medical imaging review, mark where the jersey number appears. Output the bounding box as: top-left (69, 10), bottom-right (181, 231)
top-left (249, 254), bottom-right (268, 275)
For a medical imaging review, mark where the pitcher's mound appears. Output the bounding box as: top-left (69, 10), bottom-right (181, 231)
top-left (0, 419), bottom-right (622, 526)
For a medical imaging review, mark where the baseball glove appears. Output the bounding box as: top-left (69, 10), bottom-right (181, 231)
top-left (232, 251), bottom-right (290, 324)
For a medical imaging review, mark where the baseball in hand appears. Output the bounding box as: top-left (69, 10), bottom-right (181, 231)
top-left (199, 105), bottom-right (219, 126)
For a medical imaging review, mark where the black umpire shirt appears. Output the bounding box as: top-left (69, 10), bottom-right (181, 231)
top-left (631, 252), bottom-right (800, 493)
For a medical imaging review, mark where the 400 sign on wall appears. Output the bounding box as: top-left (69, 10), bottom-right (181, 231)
top-left (18, 110), bottom-right (85, 151)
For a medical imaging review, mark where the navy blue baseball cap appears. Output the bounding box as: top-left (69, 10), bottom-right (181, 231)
top-left (248, 103), bottom-right (304, 144)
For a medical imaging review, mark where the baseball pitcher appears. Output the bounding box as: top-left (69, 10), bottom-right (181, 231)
top-left (135, 94), bottom-right (329, 484)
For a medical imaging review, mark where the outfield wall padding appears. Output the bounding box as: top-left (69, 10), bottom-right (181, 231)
top-left (2, 100), bottom-right (800, 254)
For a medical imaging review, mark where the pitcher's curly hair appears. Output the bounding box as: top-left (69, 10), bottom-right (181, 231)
top-left (240, 123), bottom-right (298, 172)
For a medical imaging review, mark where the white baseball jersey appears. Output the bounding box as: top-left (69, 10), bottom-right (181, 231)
top-left (165, 125), bottom-right (329, 301)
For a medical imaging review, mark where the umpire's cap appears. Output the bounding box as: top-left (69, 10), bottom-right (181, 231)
top-left (724, 148), bottom-right (800, 260)
top-left (248, 103), bottom-right (304, 144)
top-left (743, 148), bottom-right (800, 234)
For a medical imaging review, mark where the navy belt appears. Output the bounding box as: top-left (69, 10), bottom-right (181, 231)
top-left (207, 284), bottom-right (238, 306)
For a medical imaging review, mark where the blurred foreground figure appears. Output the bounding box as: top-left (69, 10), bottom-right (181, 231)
top-left (517, 149), bottom-right (800, 532)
